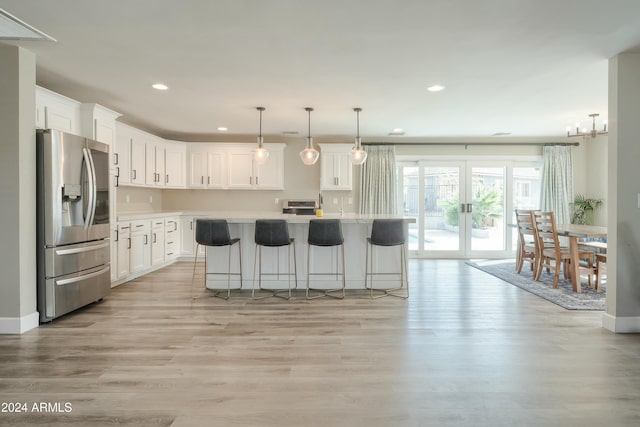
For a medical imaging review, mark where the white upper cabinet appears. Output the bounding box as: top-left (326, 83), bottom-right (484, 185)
top-left (164, 141), bottom-right (186, 188)
top-left (115, 123), bottom-right (187, 189)
top-left (188, 144), bottom-right (225, 189)
top-left (145, 136), bottom-right (166, 187)
top-left (36, 86), bottom-right (82, 134)
top-left (227, 144), bottom-right (285, 190)
top-left (227, 148), bottom-right (255, 189)
top-left (129, 131), bottom-right (146, 186)
top-left (80, 103), bottom-right (122, 147)
top-left (114, 122), bottom-right (132, 186)
top-left (320, 144), bottom-right (353, 191)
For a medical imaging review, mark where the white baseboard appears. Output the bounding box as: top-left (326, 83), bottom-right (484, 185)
top-left (0, 311), bottom-right (39, 334)
top-left (602, 313), bottom-right (640, 333)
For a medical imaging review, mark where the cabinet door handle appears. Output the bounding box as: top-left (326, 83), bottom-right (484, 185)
top-left (174, 222), bottom-right (178, 231)
top-left (201, 176), bottom-right (204, 185)
top-left (144, 235), bottom-right (148, 245)
top-left (153, 232), bottom-right (157, 243)
top-left (132, 169), bottom-right (137, 180)
top-left (256, 176), bottom-right (259, 186)
top-left (115, 228), bottom-right (119, 242)
top-left (127, 237), bottom-right (131, 249)
top-left (249, 176), bottom-right (252, 185)
top-left (208, 176), bottom-right (210, 185)
top-left (190, 221), bottom-right (193, 230)
top-left (115, 174), bottom-right (119, 188)
top-left (166, 174), bottom-right (169, 184)
top-left (466, 203), bottom-right (473, 213)
top-left (114, 153), bottom-right (119, 165)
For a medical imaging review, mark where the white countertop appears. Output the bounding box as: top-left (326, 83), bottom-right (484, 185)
top-left (117, 211), bottom-right (416, 223)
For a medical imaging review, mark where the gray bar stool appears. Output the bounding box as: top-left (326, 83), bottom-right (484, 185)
top-left (253, 220), bottom-right (297, 300)
top-left (306, 219), bottom-right (346, 299)
top-left (365, 219), bottom-right (409, 299)
top-left (191, 219), bottom-right (242, 300)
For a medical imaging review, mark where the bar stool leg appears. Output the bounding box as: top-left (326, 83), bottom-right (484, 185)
top-left (252, 244), bottom-right (270, 300)
top-left (190, 243), bottom-right (200, 299)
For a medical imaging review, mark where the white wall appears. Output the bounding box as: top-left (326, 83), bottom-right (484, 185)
top-left (605, 51), bottom-right (640, 332)
top-left (0, 45), bottom-right (38, 333)
top-left (573, 135), bottom-right (608, 226)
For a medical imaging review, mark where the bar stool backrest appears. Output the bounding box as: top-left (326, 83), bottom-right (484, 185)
top-left (308, 219), bottom-right (344, 246)
top-left (255, 220), bottom-right (291, 247)
top-left (370, 219), bottom-right (405, 246)
top-left (195, 219), bottom-right (232, 246)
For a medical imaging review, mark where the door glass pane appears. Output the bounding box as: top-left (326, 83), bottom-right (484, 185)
top-left (511, 166), bottom-right (542, 250)
top-left (470, 167), bottom-right (505, 251)
top-left (401, 166), bottom-right (419, 251)
top-left (424, 166), bottom-right (460, 251)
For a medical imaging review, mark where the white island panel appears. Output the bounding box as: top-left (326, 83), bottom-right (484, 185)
top-left (191, 214), bottom-right (414, 291)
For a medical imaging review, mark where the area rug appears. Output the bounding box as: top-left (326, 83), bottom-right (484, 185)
top-left (466, 259), bottom-right (605, 310)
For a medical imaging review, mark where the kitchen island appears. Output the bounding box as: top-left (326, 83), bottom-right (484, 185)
top-left (189, 212), bottom-right (415, 291)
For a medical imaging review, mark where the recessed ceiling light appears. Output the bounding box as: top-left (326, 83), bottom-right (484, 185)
top-left (217, 127), bottom-right (228, 131)
top-left (389, 128), bottom-right (405, 135)
top-left (427, 85), bottom-right (445, 92)
top-left (152, 83), bottom-right (168, 90)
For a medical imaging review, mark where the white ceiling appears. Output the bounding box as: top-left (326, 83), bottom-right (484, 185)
top-left (2, 0), bottom-right (640, 141)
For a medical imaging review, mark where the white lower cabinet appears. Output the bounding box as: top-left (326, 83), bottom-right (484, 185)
top-left (180, 217), bottom-right (196, 257)
top-left (116, 222), bottom-right (131, 280)
top-left (151, 219), bottom-right (165, 266)
top-left (180, 216), bottom-right (205, 258)
top-left (165, 217), bottom-right (180, 260)
top-left (112, 214), bottom-right (183, 285)
top-left (130, 220), bottom-right (151, 274)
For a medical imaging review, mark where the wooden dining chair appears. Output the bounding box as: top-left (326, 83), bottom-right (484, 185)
top-left (514, 209), bottom-right (537, 277)
top-left (595, 253), bottom-right (607, 292)
top-left (532, 211), bottom-right (594, 288)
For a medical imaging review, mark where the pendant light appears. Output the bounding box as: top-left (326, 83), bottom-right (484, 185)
top-left (300, 107), bottom-right (320, 165)
top-left (350, 107), bottom-right (367, 165)
top-left (253, 106), bottom-right (269, 165)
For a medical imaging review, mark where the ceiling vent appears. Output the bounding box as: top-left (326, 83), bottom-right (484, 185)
top-left (0, 8), bottom-right (56, 41)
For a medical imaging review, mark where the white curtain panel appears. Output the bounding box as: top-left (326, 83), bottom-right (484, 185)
top-left (359, 145), bottom-right (397, 214)
top-left (540, 145), bottom-right (573, 224)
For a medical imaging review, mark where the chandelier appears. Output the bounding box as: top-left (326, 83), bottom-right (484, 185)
top-left (567, 113), bottom-right (608, 138)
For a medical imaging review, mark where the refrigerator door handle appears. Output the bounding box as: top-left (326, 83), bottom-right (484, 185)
top-left (55, 241), bottom-right (110, 255)
top-left (82, 148), bottom-right (97, 229)
top-left (56, 266), bottom-right (110, 286)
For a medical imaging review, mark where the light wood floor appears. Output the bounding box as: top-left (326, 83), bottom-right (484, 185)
top-left (2, 260), bottom-right (640, 427)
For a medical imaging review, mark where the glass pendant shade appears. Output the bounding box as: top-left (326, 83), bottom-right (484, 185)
top-left (253, 107), bottom-right (269, 165)
top-left (253, 136), bottom-right (269, 165)
top-left (300, 107), bottom-right (319, 165)
top-left (351, 108), bottom-right (367, 165)
top-left (300, 137), bottom-right (320, 165)
top-left (350, 137), bottom-right (367, 165)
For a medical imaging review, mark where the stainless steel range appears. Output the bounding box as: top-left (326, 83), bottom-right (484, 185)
top-left (282, 200), bottom-right (318, 215)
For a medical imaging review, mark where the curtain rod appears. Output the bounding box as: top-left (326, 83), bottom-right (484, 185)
top-left (361, 142), bottom-right (579, 147)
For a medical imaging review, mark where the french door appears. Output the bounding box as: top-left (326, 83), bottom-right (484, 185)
top-left (399, 159), bottom-right (541, 258)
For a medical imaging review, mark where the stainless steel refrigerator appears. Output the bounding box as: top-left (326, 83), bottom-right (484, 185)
top-left (36, 129), bottom-right (111, 322)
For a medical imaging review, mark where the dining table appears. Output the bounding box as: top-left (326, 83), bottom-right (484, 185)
top-left (555, 224), bottom-right (607, 293)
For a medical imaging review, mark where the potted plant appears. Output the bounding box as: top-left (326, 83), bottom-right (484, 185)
top-left (437, 187), bottom-right (503, 232)
top-left (571, 194), bottom-right (604, 225)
